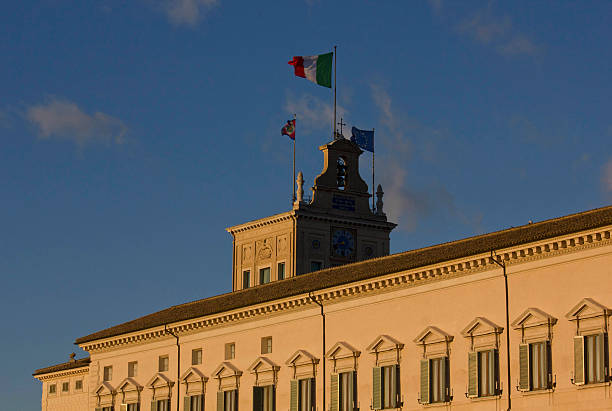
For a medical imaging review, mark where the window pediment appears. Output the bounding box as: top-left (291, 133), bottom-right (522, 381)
top-left (512, 308), bottom-right (557, 329)
top-left (95, 381), bottom-right (116, 396)
top-left (146, 373), bottom-right (174, 389)
top-left (213, 362), bottom-right (242, 379)
top-left (565, 298), bottom-right (611, 320)
top-left (326, 341), bottom-right (361, 360)
top-left (285, 350), bottom-right (319, 367)
top-left (366, 335), bottom-right (404, 353)
top-left (248, 357), bottom-right (280, 373)
top-left (414, 326), bottom-right (453, 345)
top-left (461, 317), bottom-right (504, 337)
top-left (117, 378), bottom-right (142, 393)
top-left (180, 367), bottom-right (208, 384)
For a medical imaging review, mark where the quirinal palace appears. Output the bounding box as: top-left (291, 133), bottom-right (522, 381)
top-left (34, 138), bottom-right (612, 410)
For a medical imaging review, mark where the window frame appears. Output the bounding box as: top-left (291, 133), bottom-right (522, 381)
top-left (48, 383), bottom-right (57, 394)
top-left (584, 333), bottom-right (609, 384)
top-left (103, 365), bottom-right (113, 382)
top-left (128, 361), bottom-right (138, 378)
top-left (225, 342), bottom-right (236, 360)
top-left (159, 355), bottom-right (169, 372)
top-left (259, 266), bottom-right (271, 285)
top-left (75, 379), bottom-right (83, 391)
top-left (61, 381), bottom-right (69, 393)
top-left (192, 348), bottom-right (203, 366)
top-left (310, 261), bottom-right (323, 272)
top-left (277, 262), bottom-right (286, 280)
top-left (243, 270), bottom-right (251, 289)
top-left (261, 336), bottom-right (273, 354)
top-left (428, 356), bottom-right (449, 404)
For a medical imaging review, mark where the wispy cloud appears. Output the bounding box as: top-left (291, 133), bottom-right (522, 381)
top-left (27, 98), bottom-right (127, 146)
top-left (284, 92), bottom-right (347, 135)
top-left (603, 159), bottom-right (612, 193)
top-left (370, 83), bottom-right (482, 233)
top-left (158, 0), bottom-right (218, 27)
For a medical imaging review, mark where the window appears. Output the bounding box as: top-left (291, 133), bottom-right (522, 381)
top-left (243, 271), bottom-right (251, 289)
top-left (128, 361), bottom-right (138, 377)
top-left (185, 394), bottom-right (204, 411)
top-left (295, 378), bottom-right (315, 411)
top-left (103, 366), bottom-right (113, 381)
top-left (48, 384), bottom-right (56, 394)
top-left (261, 337), bottom-right (272, 354)
top-left (429, 357), bottom-right (449, 403)
top-left (159, 355), bottom-right (169, 372)
top-left (259, 267), bottom-right (271, 284)
top-left (192, 348), bottom-right (203, 365)
top-left (62, 382), bottom-right (69, 392)
top-left (152, 399), bottom-right (170, 411)
top-left (381, 365), bottom-right (398, 409)
top-left (253, 385), bottom-right (275, 411)
top-left (217, 390), bottom-right (238, 411)
top-left (585, 334), bottom-right (608, 384)
top-left (127, 404), bottom-right (139, 411)
top-left (468, 349), bottom-right (499, 397)
top-left (331, 372), bottom-right (356, 411)
top-left (310, 261), bottom-right (322, 272)
top-left (75, 380), bottom-right (83, 391)
top-left (225, 342), bottom-right (235, 360)
top-left (102, 407), bottom-right (114, 411)
top-left (336, 157), bottom-right (347, 189)
top-left (519, 342), bottom-right (552, 391)
top-left (277, 262), bottom-right (285, 280)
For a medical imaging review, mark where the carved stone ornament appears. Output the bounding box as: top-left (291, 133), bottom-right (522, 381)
top-left (242, 244), bottom-right (253, 263)
top-left (277, 236), bottom-right (288, 255)
top-left (257, 239), bottom-right (273, 261)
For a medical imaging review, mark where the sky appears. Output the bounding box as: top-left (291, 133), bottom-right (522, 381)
top-left (1, 1), bottom-right (611, 409)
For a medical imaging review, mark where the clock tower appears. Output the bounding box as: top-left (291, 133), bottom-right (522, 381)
top-left (226, 137), bottom-right (396, 291)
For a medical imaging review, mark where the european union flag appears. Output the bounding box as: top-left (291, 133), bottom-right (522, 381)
top-left (350, 127), bottom-right (374, 152)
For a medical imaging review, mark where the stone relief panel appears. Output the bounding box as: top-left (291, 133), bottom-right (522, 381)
top-left (242, 244), bottom-right (253, 264)
top-left (256, 238), bottom-right (274, 261)
top-left (277, 235), bottom-right (289, 256)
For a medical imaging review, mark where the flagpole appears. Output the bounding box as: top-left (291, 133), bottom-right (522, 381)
top-left (372, 128), bottom-right (375, 212)
top-left (291, 114), bottom-right (297, 204)
top-left (333, 45), bottom-right (337, 140)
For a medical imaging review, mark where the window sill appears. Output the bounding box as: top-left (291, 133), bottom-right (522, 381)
top-left (469, 395), bottom-right (502, 402)
top-left (421, 401), bottom-right (451, 408)
top-left (520, 389), bottom-right (554, 396)
top-left (576, 382), bottom-right (611, 390)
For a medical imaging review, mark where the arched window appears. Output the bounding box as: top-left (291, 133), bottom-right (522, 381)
top-left (336, 157), bottom-right (347, 190)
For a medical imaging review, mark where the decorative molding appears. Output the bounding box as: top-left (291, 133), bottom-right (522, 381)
top-left (566, 298), bottom-right (612, 320)
top-left (79, 226), bottom-right (612, 353)
top-left (34, 367), bottom-right (89, 381)
top-left (462, 317), bottom-right (504, 337)
top-left (512, 308), bottom-right (557, 329)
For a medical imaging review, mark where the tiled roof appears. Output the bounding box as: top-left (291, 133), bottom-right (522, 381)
top-left (76, 205), bottom-right (612, 345)
top-left (33, 357), bottom-right (91, 376)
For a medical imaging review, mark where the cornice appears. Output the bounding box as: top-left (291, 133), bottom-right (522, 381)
top-left (34, 367), bottom-right (89, 381)
top-left (226, 212), bottom-right (295, 234)
top-left (79, 226), bottom-right (612, 353)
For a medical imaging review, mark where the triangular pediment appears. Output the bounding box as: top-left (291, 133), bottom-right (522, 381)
top-left (180, 367), bottom-right (208, 383)
top-left (117, 377), bottom-right (142, 392)
top-left (366, 335), bottom-right (404, 353)
top-left (461, 317), bottom-right (504, 337)
top-left (95, 381), bottom-right (115, 395)
top-left (212, 362), bottom-right (242, 379)
top-left (326, 341), bottom-right (361, 359)
top-left (566, 298), bottom-right (612, 320)
top-left (146, 373), bottom-right (174, 388)
top-left (248, 357), bottom-right (280, 373)
top-left (512, 307), bottom-right (557, 329)
top-left (285, 350), bottom-right (319, 366)
top-left (414, 326), bottom-right (454, 345)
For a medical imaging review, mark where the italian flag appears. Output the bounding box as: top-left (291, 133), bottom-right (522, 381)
top-left (288, 52), bottom-right (333, 88)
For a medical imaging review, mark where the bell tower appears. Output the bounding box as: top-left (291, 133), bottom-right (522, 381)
top-left (227, 138), bottom-right (396, 291)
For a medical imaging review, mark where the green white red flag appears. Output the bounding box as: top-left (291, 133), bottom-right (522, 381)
top-left (288, 52), bottom-right (333, 88)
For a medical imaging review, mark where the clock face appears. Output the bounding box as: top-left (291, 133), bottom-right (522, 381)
top-left (332, 229), bottom-right (355, 258)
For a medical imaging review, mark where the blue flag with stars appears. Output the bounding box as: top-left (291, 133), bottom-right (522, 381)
top-left (350, 127), bottom-right (374, 152)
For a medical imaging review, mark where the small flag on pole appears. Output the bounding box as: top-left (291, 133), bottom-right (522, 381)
top-left (350, 127), bottom-right (374, 152)
top-left (288, 53), bottom-right (333, 88)
top-left (281, 119), bottom-right (296, 140)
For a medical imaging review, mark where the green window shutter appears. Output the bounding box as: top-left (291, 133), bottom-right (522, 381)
top-left (217, 391), bottom-right (225, 411)
top-left (467, 351), bottom-right (478, 397)
top-left (493, 349), bottom-right (500, 395)
top-left (310, 378), bottom-right (316, 411)
top-left (330, 374), bottom-right (339, 411)
top-left (544, 342), bottom-right (552, 389)
top-left (290, 380), bottom-right (298, 411)
top-left (151, 400), bottom-right (157, 411)
top-left (441, 357), bottom-right (449, 402)
top-left (420, 359), bottom-right (429, 404)
top-left (574, 336), bottom-right (585, 385)
top-left (394, 365), bottom-right (401, 407)
top-left (518, 343), bottom-right (530, 391)
top-left (184, 396), bottom-right (192, 411)
top-left (372, 367), bottom-right (382, 410)
top-left (253, 386), bottom-right (264, 411)
top-left (349, 371), bottom-right (356, 411)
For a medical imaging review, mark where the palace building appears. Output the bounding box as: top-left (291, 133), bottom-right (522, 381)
top-left (34, 137), bottom-right (612, 411)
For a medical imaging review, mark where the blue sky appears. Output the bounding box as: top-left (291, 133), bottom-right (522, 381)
top-left (1, 1), bottom-right (611, 409)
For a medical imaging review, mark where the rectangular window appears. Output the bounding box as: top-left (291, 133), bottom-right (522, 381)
top-left (530, 342), bottom-right (548, 390)
top-left (62, 382), bottom-right (69, 392)
top-left (430, 357), bottom-right (448, 403)
top-left (102, 407), bottom-right (113, 411)
top-left (103, 366), bottom-right (113, 381)
top-left (128, 361), bottom-right (138, 378)
top-left (259, 267), bottom-right (271, 284)
top-left (277, 262), bottom-right (285, 280)
top-left (261, 337), bottom-right (272, 354)
top-left (127, 404), bottom-right (139, 411)
top-left (75, 380), bottom-right (83, 391)
top-left (225, 342), bottom-right (235, 360)
top-left (310, 261), bottom-right (323, 272)
top-left (192, 348), bottom-right (203, 365)
top-left (159, 355), bottom-right (169, 372)
top-left (220, 390), bottom-right (238, 411)
top-left (243, 271), bottom-right (251, 289)
top-left (298, 378), bottom-right (314, 411)
top-left (153, 399), bottom-right (170, 411)
top-left (339, 372), bottom-right (356, 411)
top-left (585, 334), bottom-right (607, 384)
top-left (253, 385), bottom-right (275, 411)
top-left (187, 394), bottom-right (204, 411)
top-left (478, 350), bottom-right (496, 396)
top-left (381, 365), bottom-right (398, 408)
top-left (49, 384), bottom-right (56, 394)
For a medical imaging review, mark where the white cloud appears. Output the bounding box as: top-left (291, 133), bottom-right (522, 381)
top-left (27, 98), bottom-right (127, 146)
top-left (161, 0), bottom-right (218, 27)
top-left (284, 92), bottom-right (348, 136)
top-left (497, 34), bottom-right (539, 56)
top-left (603, 159), bottom-right (612, 192)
